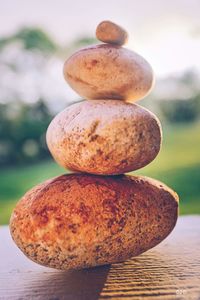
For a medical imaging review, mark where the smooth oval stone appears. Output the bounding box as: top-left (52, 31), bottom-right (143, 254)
top-left (96, 20), bottom-right (128, 45)
top-left (10, 173), bottom-right (178, 270)
top-left (63, 44), bottom-right (154, 102)
top-left (46, 100), bottom-right (162, 175)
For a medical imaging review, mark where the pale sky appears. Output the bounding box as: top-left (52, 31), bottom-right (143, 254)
top-left (1, 0), bottom-right (200, 77)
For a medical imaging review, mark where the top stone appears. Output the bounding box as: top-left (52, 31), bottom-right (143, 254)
top-left (96, 20), bottom-right (128, 46)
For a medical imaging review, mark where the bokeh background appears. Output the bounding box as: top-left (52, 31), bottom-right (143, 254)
top-left (0, 0), bottom-right (200, 224)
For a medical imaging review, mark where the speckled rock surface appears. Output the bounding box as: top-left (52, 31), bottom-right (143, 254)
top-left (10, 173), bottom-right (178, 270)
top-left (46, 100), bottom-right (162, 175)
top-left (63, 44), bottom-right (154, 102)
top-left (96, 20), bottom-right (128, 45)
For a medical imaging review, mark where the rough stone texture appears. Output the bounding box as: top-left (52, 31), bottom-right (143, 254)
top-left (1, 217), bottom-right (200, 299)
top-left (96, 20), bottom-right (128, 45)
top-left (10, 173), bottom-right (178, 271)
top-left (46, 100), bottom-right (162, 175)
top-left (63, 44), bottom-right (154, 102)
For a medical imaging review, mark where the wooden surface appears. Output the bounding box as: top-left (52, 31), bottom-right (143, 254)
top-left (0, 216), bottom-right (200, 300)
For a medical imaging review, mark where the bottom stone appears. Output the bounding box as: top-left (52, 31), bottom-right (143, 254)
top-left (10, 173), bottom-right (178, 270)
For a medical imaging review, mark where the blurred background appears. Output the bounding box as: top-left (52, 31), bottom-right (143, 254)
top-left (0, 0), bottom-right (200, 224)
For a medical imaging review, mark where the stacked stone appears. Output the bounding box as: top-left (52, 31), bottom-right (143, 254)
top-left (10, 21), bottom-right (179, 271)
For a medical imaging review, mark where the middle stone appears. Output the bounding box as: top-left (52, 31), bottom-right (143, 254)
top-left (46, 100), bottom-right (162, 175)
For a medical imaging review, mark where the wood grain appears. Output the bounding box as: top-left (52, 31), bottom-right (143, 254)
top-left (0, 216), bottom-right (200, 300)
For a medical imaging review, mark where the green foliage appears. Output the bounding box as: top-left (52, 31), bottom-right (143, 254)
top-left (15, 28), bottom-right (57, 52)
top-left (73, 37), bottom-right (98, 47)
top-left (0, 27), bottom-right (57, 53)
top-left (160, 98), bottom-right (200, 123)
top-left (0, 100), bottom-right (52, 165)
top-left (0, 123), bottom-right (200, 224)
top-left (135, 123), bottom-right (200, 215)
